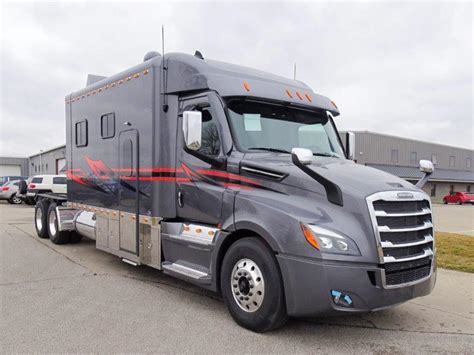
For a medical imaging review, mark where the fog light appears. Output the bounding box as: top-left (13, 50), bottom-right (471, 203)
top-left (331, 290), bottom-right (353, 308)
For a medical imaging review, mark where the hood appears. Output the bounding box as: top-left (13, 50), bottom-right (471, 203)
top-left (241, 153), bottom-right (419, 200)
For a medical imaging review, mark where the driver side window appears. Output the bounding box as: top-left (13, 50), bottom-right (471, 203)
top-left (198, 107), bottom-right (221, 157)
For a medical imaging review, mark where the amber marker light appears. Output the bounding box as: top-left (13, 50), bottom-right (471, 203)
top-left (300, 223), bottom-right (320, 250)
top-left (331, 100), bottom-right (338, 109)
top-left (286, 89), bottom-right (293, 98)
top-left (243, 81), bottom-right (251, 92)
top-left (305, 93), bottom-right (312, 102)
top-left (296, 91), bottom-right (303, 100)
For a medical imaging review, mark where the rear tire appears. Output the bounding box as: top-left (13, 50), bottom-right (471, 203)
top-left (35, 200), bottom-right (49, 238)
top-left (443, 199), bottom-right (448, 204)
top-left (8, 193), bottom-right (22, 205)
top-left (47, 203), bottom-right (71, 244)
top-left (220, 237), bottom-right (288, 332)
top-left (457, 200), bottom-right (462, 205)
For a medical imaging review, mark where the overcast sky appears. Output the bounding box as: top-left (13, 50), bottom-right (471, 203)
top-left (0, 0), bottom-right (472, 157)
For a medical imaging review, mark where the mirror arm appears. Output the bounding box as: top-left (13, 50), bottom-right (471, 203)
top-left (415, 171), bottom-right (432, 188)
top-left (184, 147), bottom-right (227, 169)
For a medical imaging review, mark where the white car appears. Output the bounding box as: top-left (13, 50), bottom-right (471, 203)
top-left (27, 175), bottom-right (67, 200)
top-left (0, 180), bottom-right (23, 204)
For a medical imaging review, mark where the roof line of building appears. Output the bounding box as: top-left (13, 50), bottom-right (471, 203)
top-left (28, 144), bottom-right (66, 158)
top-left (348, 130), bottom-right (473, 152)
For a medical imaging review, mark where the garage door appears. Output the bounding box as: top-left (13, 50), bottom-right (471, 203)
top-left (0, 164), bottom-right (21, 176)
top-left (56, 158), bottom-right (66, 174)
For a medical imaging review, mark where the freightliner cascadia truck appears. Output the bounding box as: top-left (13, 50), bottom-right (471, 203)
top-left (33, 51), bottom-right (437, 332)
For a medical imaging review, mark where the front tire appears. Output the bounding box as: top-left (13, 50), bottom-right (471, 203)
top-left (457, 200), bottom-right (463, 205)
top-left (35, 200), bottom-right (49, 238)
top-left (443, 199), bottom-right (448, 204)
top-left (47, 203), bottom-right (71, 244)
top-left (221, 237), bottom-right (288, 332)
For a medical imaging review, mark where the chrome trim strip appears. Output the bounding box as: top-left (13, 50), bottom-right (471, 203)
top-left (241, 166), bottom-right (284, 179)
top-left (374, 208), bottom-right (431, 217)
top-left (378, 221), bottom-right (433, 233)
top-left (383, 248), bottom-right (433, 263)
top-left (381, 235), bottom-right (433, 248)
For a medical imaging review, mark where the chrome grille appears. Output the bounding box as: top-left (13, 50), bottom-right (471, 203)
top-left (367, 191), bottom-right (435, 288)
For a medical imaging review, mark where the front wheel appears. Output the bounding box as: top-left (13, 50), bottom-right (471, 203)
top-left (443, 199), bottom-right (448, 204)
top-left (220, 237), bottom-right (288, 332)
top-left (457, 200), bottom-right (463, 205)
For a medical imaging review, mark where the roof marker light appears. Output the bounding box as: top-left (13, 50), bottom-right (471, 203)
top-left (305, 93), bottom-right (312, 102)
top-left (296, 91), bottom-right (303, 100)
top-left (243, 81), bottom-right (251, 92)
top-left (286, 89), bottom-right (293, 98)
top-left (331, 100), bottom-right (338, 109)
top-left (134, 73), bottom-right (140, 78)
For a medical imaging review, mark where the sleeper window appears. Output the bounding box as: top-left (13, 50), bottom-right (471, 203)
top-left (101, 113), bottom-right (115, 139)
top-left (75, 120), bottom-right (88, 147)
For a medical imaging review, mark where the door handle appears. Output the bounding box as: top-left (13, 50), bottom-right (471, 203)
top-left (178, 190), bottom-right (184, 208)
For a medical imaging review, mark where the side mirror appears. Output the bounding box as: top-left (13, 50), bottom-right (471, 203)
top-left (415, 159), bottom-right (434, 188)
top-left (183, 111), bottom-right (202, 150)
top-left (291, 148), bottom-right (313, 165)
top-left (346, 132), bottom-right (355, 160)
top-left (419, 159), bottom-right (434, 174)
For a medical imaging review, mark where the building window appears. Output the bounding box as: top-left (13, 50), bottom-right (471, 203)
top-left (45, 163), bottom-right (48, 171)
top-left (431, 154), bottom-right (437, 165)
top-left (101, 113), bottom-right (115, 139)
top-left (467, 158), bottom-right (472, 169)
top-left (449, 156), bottom-right (455, 167)
top-left (75, 120), bottom-right (88, 147)
top-left (467, 186), bottom-right (471, 193)
top-left (450, 185), bottom-right (454, 194)
top-left (430, 184), bottom-right (436, 197)
top-left (391, 149), bottom-right (399, 163)
top-left (410, 152), bottom-right (417, 164)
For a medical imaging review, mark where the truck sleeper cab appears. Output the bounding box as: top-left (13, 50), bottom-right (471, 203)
top-left (34, 51), bottom-right (436, 332)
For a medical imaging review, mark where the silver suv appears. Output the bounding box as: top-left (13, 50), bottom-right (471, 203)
top-left (0, 180), bottom-right (23, 204)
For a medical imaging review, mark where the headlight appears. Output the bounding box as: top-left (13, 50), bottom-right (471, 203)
top-left (300, 223), bottom-right (360, 255)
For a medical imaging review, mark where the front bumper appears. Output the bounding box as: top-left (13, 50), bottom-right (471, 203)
top-left (277, 254), bottom-right (437, 317)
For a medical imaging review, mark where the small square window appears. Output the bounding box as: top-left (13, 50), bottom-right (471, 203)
top-left (467, 158), bottom-right (472, 169)
top-left (101, 113), bottom-right (115, 139)
top-left (75, 120), bottom-right (88, 147)
top-left (431, 154), bottom-right (437, 165)
top-left (391, 149), bottom-right (399, 163)
top-left (449, 156), bottom-right (455, 167)
top-left (410, 152), bottom-right (417, 164)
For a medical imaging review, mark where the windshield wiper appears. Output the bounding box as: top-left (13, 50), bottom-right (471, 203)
top-left (313, 152), bottom-right (340, 158)
top-left (248, 147), bottom-right (292, 154)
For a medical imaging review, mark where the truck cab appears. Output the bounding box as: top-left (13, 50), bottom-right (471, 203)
top-left (34, 51), bottom-right (436, 332)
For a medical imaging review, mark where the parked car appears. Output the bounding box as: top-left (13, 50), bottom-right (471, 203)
top-left (27, 175), bottom-right (67, 202)
top-left (0, 175), bottom-right (28, 186)
top-left (0, 180), bottom-right (23, 204)
top-left (442, 191), bottom-right (474, 205)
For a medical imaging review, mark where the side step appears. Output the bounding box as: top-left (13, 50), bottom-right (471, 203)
top-left (162, 261), bottom-right (211, 285)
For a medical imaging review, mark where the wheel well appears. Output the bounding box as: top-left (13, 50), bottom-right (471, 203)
top-left (215, 229), bottom-right (275, 295)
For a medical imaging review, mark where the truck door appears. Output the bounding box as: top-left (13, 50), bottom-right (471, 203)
top-left (175, 94), bottom-right (226, 225)
top-left (118, 129), bottom-right (139, 256)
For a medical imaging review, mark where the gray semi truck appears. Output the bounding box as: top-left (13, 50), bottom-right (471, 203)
top-left (33, 51), bottom-right (437, 332)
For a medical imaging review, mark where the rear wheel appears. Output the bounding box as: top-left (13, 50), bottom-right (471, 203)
top-left (221, 237), bottom-right (288, 332)
top-left (35, 200), bottom-right (49, 238)
top-left (47, 203), bottom-right (71, 244)
top-left (8, 193), bottom-right (22, 205)
top-left (457, 200), bottom-right (463, 205)
top-left (443, 198), bottom-right (448, 204)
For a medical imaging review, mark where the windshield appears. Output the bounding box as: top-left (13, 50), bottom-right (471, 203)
top-left (226, 99), bottom-right (344, 157)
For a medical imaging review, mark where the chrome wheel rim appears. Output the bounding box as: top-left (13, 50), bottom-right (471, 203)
top-left (231, 258), bottom-right (265, 313)
top-left (48, 209), bottom-right (57, 236)
top-left (12, 195), bottom-right (21, 204)
top-left (35, 207), bottom-right (43, 231)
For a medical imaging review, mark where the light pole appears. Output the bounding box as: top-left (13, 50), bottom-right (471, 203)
top-left (39, 150), bottom-right (43, 172)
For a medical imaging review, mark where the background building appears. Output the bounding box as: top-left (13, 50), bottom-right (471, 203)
top-left (28, 145), bottom-right (66, 175)
top-left (343, 131), bottom-right (474, 203)
top-left (0, 157), bottom-right (29, 176)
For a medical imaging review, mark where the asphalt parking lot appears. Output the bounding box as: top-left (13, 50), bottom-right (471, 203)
top-left (1, 202), bottom-right (473, 353)
top-left (432, 204), bottom-right (474, 236)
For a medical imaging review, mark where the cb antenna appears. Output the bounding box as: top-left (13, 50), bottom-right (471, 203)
top-left (162, 25), bottom-right (169, 112)
top-left (293, 62), bottom-right (297, 80)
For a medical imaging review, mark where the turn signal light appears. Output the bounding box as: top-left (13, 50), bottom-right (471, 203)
top-left (29, 184), bottom-right (36, 189)
top-left (300, 223), bottom-right (320, 250)
top-left (2, 186), bottom-right (9, 191)
top-left (243, 81), bottom-right (251, 92)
